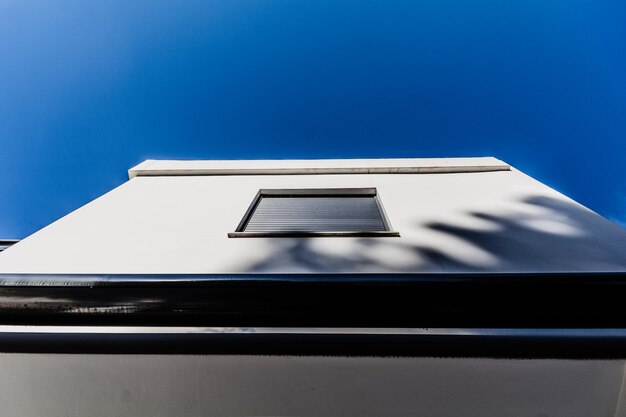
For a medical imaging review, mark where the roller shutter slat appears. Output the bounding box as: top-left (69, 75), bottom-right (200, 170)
top-left (244, 197), bottom-right (387, 232)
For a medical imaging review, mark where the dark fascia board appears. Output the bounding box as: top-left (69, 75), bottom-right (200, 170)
top-left (1, 272), bottom-right (626, 327)
top-left (1, 271), bottom-right (625, 286)
top-left (3, 329), bottom-right (626, 358)
top-left (2, 272), bottom-right (626, 357)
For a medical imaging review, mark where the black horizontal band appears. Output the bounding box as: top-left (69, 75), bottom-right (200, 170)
top-left (0, 272), bottom-right (625, 329)
top-left (1, 328), bottom-right (626, 358)
top-left (228, 231), bottom-right (400, 237)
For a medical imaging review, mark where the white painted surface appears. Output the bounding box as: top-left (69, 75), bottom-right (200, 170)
top-left (0, 354), bottom-right (622, 417)
top-left (1, 158), bottom-right (625, 273)
top-left (1, 161), bottom-right (625, 417)
top-left (128, 156), bottom-right (510, 178)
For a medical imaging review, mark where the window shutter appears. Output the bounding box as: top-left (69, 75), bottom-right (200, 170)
top-left (244, 196), bottom-right (387, 232)
top-left (229, 188), bottom-right (398, 237)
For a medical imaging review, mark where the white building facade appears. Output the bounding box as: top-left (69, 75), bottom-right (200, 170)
top-left (2, 157), bottom-right (625, 273)
top-left (0, 157), bottom-right (626, 417)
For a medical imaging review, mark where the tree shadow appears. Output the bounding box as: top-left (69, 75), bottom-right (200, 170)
top-left (242, 195), bottom-right (626, 273)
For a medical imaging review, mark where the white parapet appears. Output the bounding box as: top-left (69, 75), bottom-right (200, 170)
top-left (128, 157), bottom-right (510, 178)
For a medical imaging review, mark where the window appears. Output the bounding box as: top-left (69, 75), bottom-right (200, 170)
top-left (0, 239), bottom-right (18, 252)
top-left (229, 188), bottom-right (399, 237)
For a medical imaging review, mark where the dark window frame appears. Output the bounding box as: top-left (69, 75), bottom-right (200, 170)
top-left (228, 188), bottom-right (399, 238)
top-left (0, 239), bottom-right (19, 252)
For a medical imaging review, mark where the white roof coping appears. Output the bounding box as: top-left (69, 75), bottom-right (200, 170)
top-left (128, 157), bottom-right (510, 179)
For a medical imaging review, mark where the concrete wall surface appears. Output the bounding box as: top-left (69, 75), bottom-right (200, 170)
top-left (0, 354), bottom-right (624, 417)
top-left (0, 158), bottom-right (625, 273)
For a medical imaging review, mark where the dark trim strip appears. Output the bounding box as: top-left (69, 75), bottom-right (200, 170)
top-left (0, 271), bottom-right (624, 285)
top-left (259, 188), bottom-right (377, 196)
top-left (0, 273), bottom-right (625, 329)
top-left (228, 231), bottom-right (400, 238)
top-left (2, 272), bottom-right (626, 356)
top-left (0, 239), bottom-right (19, 252)
top-left (1, 327), bottom-right (626, 357)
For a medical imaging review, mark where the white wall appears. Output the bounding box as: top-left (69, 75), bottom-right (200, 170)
top-left (0, 354), bottom-right (623, 417)
top-left (1, 159), bottom-right (625, 273)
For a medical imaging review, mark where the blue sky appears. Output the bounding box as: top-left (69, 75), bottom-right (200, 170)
top-left (1, 0), bottom-right (625, 238)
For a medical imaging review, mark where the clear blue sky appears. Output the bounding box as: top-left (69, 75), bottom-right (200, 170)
top-left (1, 0), bottom-right (625, 238)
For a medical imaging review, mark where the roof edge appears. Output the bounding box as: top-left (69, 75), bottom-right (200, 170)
top-left (128, 157), bottom-right (510, 179)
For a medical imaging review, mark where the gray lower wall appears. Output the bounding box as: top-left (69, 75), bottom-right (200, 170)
top-left (0, 354), bottom-right (623, 417)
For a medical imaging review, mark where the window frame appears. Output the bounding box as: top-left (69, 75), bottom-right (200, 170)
top-left (228, 188), bottom-right (399, 238)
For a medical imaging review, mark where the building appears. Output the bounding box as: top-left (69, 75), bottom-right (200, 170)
top-left (0, 239), bottom-right (18, 252)
top-left (0, 157), bottom-right (625, 416)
